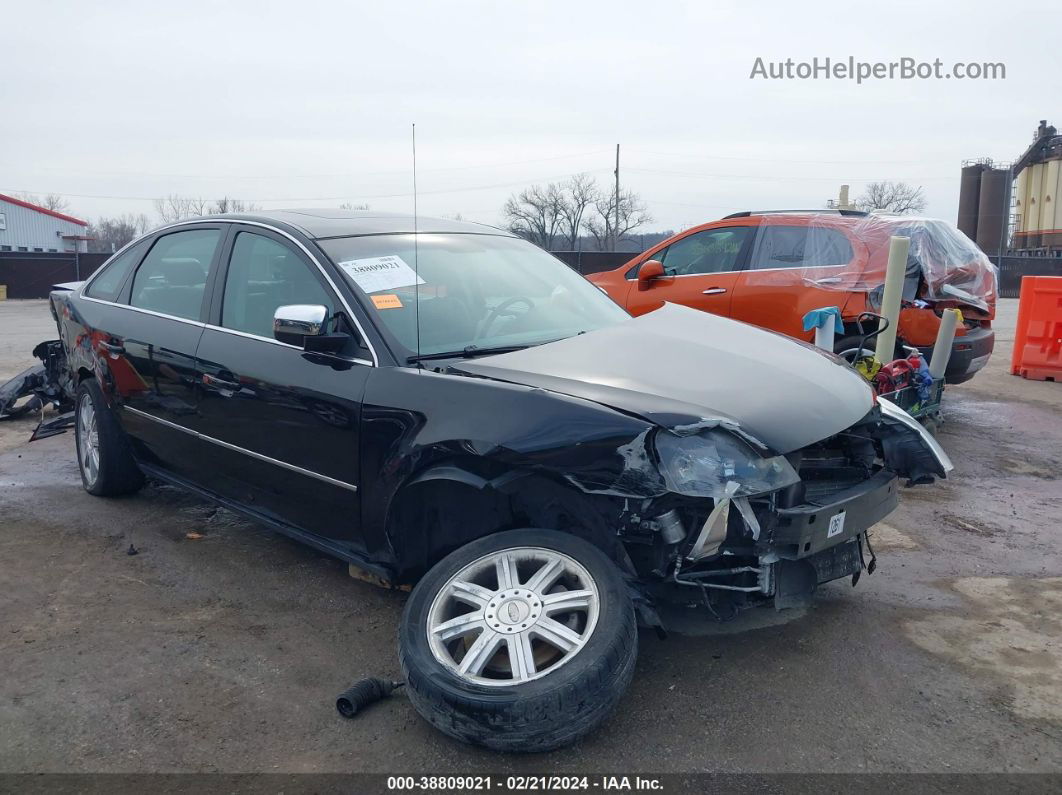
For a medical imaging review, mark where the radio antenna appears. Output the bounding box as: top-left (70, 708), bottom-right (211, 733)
top-left (412, 122), bottom-right (421, 363)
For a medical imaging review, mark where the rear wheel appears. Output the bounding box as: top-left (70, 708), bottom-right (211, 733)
top-left (75, 380), bottom-right (144, 496)
top-left (399, 528), bottom-right (637, 752)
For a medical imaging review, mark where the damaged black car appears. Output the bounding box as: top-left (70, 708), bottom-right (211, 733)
top-left (44, 210), bottom-right (951, 751)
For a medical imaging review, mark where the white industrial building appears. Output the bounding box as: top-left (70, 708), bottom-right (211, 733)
top-left (0, 193), bottom-right (91, 253)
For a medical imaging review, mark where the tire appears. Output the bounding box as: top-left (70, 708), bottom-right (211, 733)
top-left (835, 334), bottom-right (903, 363)
top-left (399, 528), bottom-right (637, 752)
top-left (834, 334), bottom-right (875, 363)
top-left (74, 379), bottom-right (144, 497)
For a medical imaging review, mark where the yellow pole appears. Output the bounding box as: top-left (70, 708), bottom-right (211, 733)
top-left (874, 235), bottom-right (910, 364)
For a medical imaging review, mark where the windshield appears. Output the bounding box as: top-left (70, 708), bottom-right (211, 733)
top-left (320, 233), bottom-right (629, 358)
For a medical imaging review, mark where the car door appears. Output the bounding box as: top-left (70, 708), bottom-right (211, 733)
top-left (729, 222), bottom-right (859, 339)
top-left (191, 225), bottom-right (372, 546)
top-left (91, 225), bottom-right (224, 482)
top-left (623, 226), bottom-right (753, 318)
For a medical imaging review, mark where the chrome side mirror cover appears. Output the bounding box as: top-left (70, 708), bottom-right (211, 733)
top-left (274, 304), bottom-right (328, 346)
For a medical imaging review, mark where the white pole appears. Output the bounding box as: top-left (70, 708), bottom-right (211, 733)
top-left (874, 235), bottom-right (910, 364)
top-left (814, 324), bottom-right (835, 351)
top-left (928, 308), bottom-right (960, 380)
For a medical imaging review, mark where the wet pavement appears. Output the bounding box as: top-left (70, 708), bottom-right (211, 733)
top-left (1, 298), bottom-right (1061, 774)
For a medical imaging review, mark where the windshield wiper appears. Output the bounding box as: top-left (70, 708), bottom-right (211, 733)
top-left (407, 344), bottom-right (531, 364)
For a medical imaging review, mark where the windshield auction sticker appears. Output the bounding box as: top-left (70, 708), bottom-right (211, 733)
top-left (371, 294), bottom-right (403, 309)
top-left (338, 255), bottom-right (425, 294)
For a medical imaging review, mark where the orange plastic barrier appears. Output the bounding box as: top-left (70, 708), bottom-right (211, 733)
top-left (1011, 275), bottom-right (1062, 381)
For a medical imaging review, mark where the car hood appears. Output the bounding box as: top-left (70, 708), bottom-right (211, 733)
top-left (453, 303), bottom-right (874, 454)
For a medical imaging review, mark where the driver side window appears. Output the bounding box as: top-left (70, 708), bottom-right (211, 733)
top-left (659, 227), bottom-right (750, 276)
top-left (221, 232), bottom-right (335, 339)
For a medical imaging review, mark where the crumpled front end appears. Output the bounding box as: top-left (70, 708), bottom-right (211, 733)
top-left (617, 401), bottom-right (950, 617)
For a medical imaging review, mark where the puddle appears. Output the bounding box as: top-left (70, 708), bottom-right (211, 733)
top-left (904, 577), bottom-right (1062, 723)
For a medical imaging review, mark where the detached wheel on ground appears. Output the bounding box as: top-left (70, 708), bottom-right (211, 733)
top-left (75, 379), bottom-right (144, 496)
top-left (399, 528), bottom-right (637, 752)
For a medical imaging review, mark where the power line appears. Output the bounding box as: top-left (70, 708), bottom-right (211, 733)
top-left (28, 149), bottom-right (613, 182)
top-left (3, 169), bottom-right (612, 204)
top-left (629, 147), bottom-right (941, 166)
top-left (624, 165), bottom-right (951, 182)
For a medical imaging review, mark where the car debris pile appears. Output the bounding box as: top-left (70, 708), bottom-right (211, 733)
top-left (0, 340), bottom-right (74, 435)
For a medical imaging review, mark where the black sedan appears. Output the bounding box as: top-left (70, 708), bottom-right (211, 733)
top-left (48, 209), bottom-right (950, 751)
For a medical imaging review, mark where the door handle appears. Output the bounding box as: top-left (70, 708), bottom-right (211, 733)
top-left (100, 340), bottom-right (125, 356)
top-left (202, 372), bottom-right (241, 393)
top-left (702, 288), bottom-right (727, 295)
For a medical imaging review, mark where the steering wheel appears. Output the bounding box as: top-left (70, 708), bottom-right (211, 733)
top-left (474, 296), bottom-right (535, 342)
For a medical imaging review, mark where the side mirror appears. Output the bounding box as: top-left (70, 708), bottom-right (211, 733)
top-left (274, 304), bottom-right (328, 346)
top-left (637, 260), bottom-right (666, 292)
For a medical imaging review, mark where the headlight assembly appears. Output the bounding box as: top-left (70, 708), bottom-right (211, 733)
top-left (654, 428), bottom-right (800, 499)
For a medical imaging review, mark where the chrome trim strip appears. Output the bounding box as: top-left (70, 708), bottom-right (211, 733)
top-left (78, 218), bottom-right (381, 366)
top-left (201, 323), bottom-right (373, 367)
top-left (123, 406), bottom-right (359, 492)
top-left (80, 295), bottom-right (371, 365)
top-left (81, 294), bottom-right (207, 327)
top-left (123, 405), bottom-right (199, 436)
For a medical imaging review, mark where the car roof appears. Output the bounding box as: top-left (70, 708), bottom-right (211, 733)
top-left (204, 209), bottom-right (514, 240)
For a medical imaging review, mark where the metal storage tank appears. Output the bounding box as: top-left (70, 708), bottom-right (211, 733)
top-left (975, 167), bottom-right (1008, 255)
top-left (957, 164), bottom-right (984, 240)
top-left (1014, 166), bottom-right (1030, 248)
top-left (1043, 158), bottom-right (1061, 249)
top-left (1010, 120), bottom-right (1062, 252)
top-left (1027, 163), bottom-right (1043, 248)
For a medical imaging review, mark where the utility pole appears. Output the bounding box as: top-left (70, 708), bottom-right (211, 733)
top-left (613, 144), bottom-right (620, 252)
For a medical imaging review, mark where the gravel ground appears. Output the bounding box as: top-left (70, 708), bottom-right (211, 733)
top-left (1, 297), bottom-right (1061, 776)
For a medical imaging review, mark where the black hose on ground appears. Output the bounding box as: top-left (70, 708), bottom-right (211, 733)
top-left (336, 678), bottom-right (404, 719)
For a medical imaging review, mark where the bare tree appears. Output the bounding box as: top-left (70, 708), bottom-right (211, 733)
top-left (586, 189), bottom-right (652, 251)
top-left (154, 194), bottom-right (208, 223)
top-left (86, 214), bottom-right (153, 253)
top-left (503, 183), bottom-right (566, 249)
top-left (14, 192), bottom-right (70, 212)
top-left (856, 181), bottom-right (926, 214)
top-left (556, 174), bottom-right (599, 249)
top-left (154, 194), bottom-right (263, 222)
top-left (209, 197), bottom-right (260, 214)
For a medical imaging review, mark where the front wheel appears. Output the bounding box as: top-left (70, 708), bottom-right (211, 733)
top-left (399, 529), bottom-right (637, 752)
top-left (75, 379), bottom-right (144, 496)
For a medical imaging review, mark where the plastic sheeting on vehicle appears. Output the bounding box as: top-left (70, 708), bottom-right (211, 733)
top-left (740, 214), bottom-right (997, 313)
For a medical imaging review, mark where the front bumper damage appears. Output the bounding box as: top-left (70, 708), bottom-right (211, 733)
top-left (630, 401), bottom-right (951, 617)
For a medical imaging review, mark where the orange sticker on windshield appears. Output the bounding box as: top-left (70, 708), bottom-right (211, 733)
top-left (372, 294), bottom-right (403, 309)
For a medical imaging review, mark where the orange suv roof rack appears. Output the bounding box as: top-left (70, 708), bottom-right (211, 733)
top-left (723, 209), bottom-right (870, 219)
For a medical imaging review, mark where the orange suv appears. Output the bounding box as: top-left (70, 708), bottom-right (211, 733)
top-left (588, 210), bottom-right (996, 383)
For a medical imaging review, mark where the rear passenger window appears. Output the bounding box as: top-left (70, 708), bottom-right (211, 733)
top-left (221, 232), bottom-right (334, 339)
top-left (85, 240), bottom-right (148, 301)
top-left (750, 226), bottom-right (853, 270)
top-left (129, 229), bottom-right (220, 320)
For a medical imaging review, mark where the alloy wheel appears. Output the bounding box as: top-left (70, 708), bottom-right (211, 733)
top-left (77, 396), bottom-right (100, 486)
top-left (426, 546), bottom-right (600, 686)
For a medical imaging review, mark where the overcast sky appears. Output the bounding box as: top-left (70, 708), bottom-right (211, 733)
top-left (3, 0), bottom-right (1059, 234)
